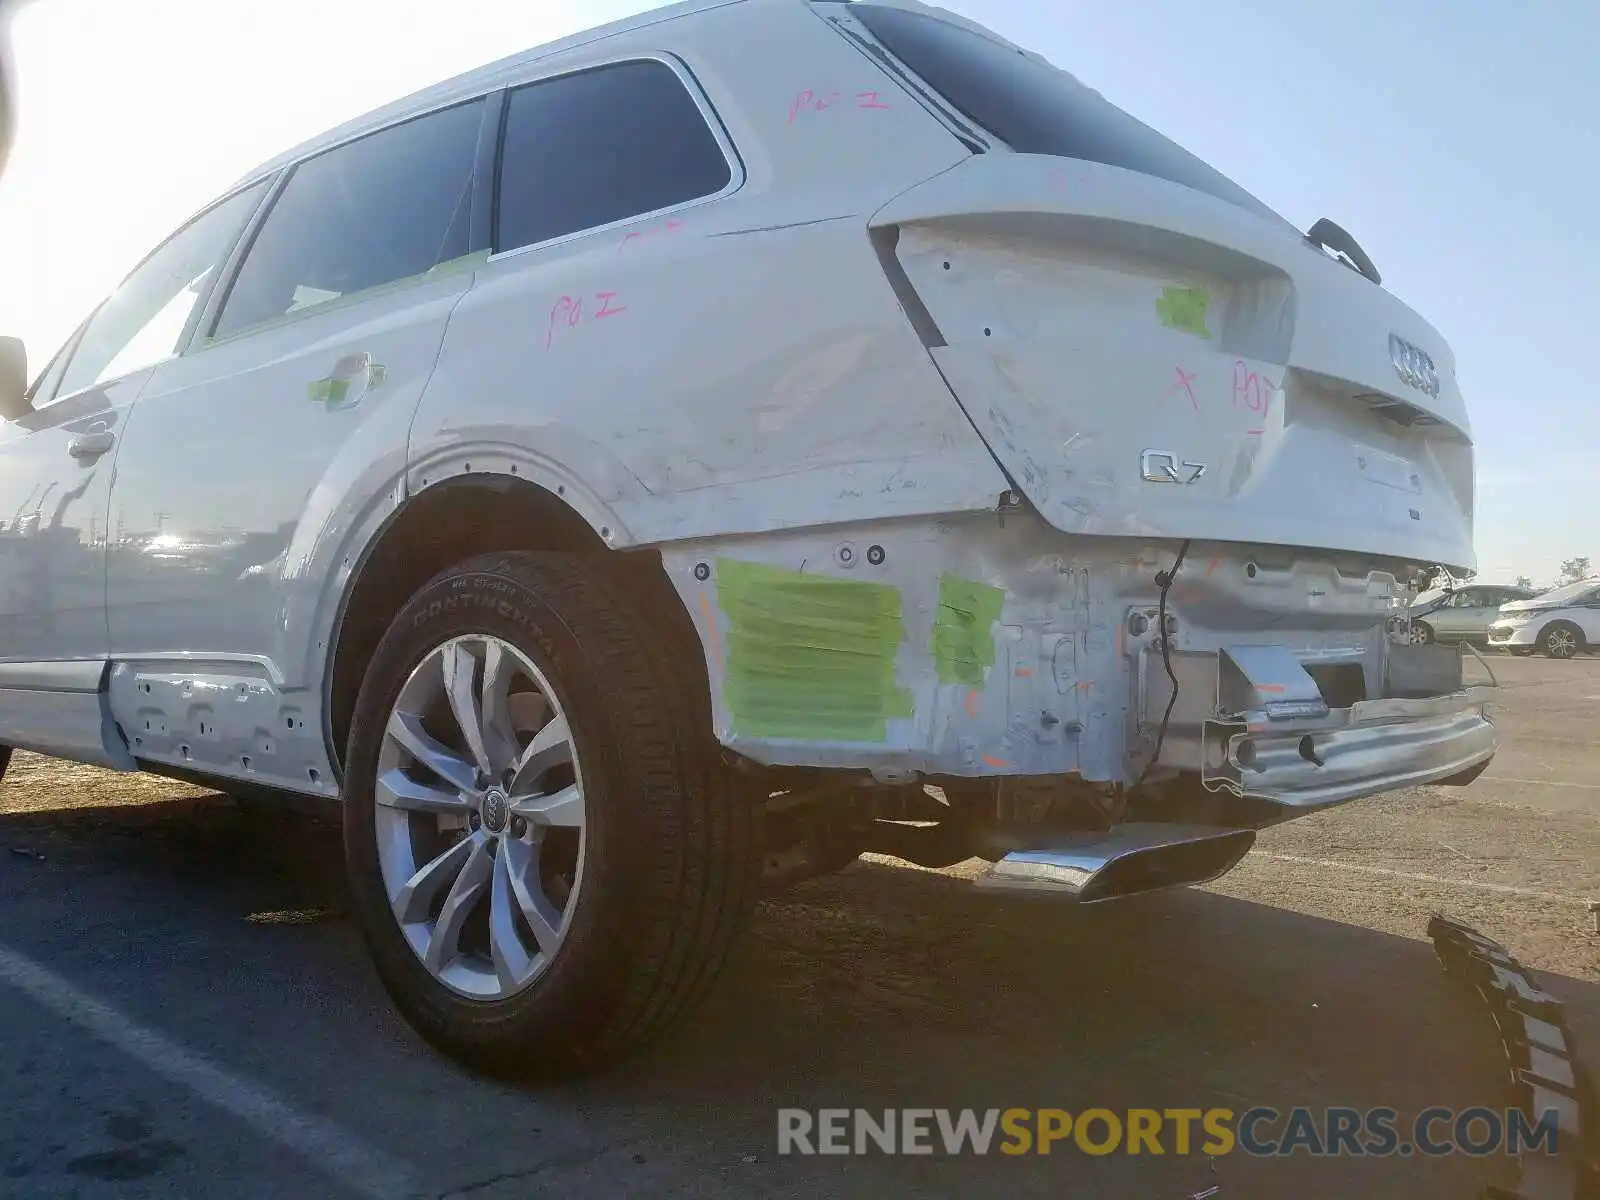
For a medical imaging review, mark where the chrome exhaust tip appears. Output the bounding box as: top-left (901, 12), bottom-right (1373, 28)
top-left (975, 823), bottom-right (1256, 903)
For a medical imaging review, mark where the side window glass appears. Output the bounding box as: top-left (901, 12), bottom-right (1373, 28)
top-left (52, 182), bottom-right (268, 400)
top-left (24, 325), bottom-right (83, 407)
top-left (496, 59), bottom-right (733, 253)
top-left (214, 100), bottom-right (484, 339)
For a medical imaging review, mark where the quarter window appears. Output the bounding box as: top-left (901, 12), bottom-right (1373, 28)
top-left (214, 100), bottom-right (485, 339)
top-left (495, 59), bottom-right (732, 253)
top-left (52, 182), bottom-right (268, 400)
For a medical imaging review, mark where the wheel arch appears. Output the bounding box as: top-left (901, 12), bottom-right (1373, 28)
top-left (1537, 617), bottom-right (1585, 657)
top-left (323, 472), bottom-right (706, 780)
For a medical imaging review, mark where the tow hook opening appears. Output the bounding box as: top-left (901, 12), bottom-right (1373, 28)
top-left (1297, 735), bottom-right (1324, 768)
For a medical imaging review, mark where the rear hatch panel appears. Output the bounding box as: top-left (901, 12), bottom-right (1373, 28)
top-left (871, 155), bottom-right (1474, 567)
top-left (834, 0), bottom-right (1476, 570)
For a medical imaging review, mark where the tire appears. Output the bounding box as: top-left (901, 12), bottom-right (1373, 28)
top-left (1412, 621), bottom-right (1435, 645)
top-left (0, 745), bottom-right (11, 782)
top-left (342, 551), bottom-right (760, 1077)
top-left (1538, 621), bottom-right (1583, 660)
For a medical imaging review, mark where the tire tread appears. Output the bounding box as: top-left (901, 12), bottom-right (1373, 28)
top-left (342, 550), bottom-right (759, 1075)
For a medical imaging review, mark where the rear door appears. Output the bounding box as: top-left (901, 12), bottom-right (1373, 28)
top-left (103, 98), bottom-right (490, 787)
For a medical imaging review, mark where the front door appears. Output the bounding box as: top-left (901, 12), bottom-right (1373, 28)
top-left (103, 98), bottom-right (489, 793)
top-left (0, 181), bottom-right (267, 763)
top-left (1572, 587), bottom-right (1600, 647)
top-left (1451, 588), bottom-right (1500, 645)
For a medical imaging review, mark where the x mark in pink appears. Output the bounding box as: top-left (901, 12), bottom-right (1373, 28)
top-left (1170, 366), bottom-right (1199, 410)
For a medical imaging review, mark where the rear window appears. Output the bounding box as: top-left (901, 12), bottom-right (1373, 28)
top-left (848, 4), bottom-right (1282, 223)
top-left (495, 59), bottom-right (734, 253)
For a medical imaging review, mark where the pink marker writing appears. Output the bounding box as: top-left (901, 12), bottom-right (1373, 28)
top-left (1170, 366), bottom-right (1199, 411)
top-left (789, 88), bottom-right (893, 122)
top-left (545, 291), bottom-right (628, 350)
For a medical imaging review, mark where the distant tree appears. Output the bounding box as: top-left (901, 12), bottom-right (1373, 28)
top-left (1513, 574), bottom-right (1534, 589)
top-left (1558, 557), bottom-right (1592, 584)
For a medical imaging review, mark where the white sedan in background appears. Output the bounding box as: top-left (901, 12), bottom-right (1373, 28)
top-left (1488, 579), bottom-right (1600, 659)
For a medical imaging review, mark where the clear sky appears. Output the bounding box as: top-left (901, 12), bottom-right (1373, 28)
top-left (0, 0), bottom-right (1590, 585)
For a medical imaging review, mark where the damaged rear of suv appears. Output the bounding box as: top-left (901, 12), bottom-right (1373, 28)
top-left (664, 1), bottom-right (1493, 892)
top-left (0, 0), bottom-right (1492, 1074)
top-left (330, 0), bottom-right (1496, 1069)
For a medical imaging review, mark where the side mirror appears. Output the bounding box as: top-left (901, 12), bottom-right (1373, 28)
top-left (0, 336), bottom-right (31, 420)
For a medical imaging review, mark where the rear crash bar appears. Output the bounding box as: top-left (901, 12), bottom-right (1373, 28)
top-left (1203, 688), bottom-right (1497, 811)
top-left (1144, 640), bottom-right (1497, 810)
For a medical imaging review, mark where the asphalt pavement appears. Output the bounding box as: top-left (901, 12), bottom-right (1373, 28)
top-left (0, 654), bottom-right (1594, 1198)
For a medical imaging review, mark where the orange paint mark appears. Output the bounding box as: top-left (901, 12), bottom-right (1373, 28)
top-left (1204, 557), bottom-right (1220, 579)
top-left (982, 755), bottom-right (1010, 768)
top-left (1014, 666), bottom-right (1034, 678)
top-left (964, 689), bottom-right (981, 718)
top-left (1076, 681), bottom-right (1096, 691)
top-left (1256, 683), bottom-right (1287, 694)
top-left (696, 591), bottom-right (724, 668)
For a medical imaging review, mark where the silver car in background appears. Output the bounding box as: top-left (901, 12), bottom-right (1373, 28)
top-left (1408, 584), bottom-right (1539, 646)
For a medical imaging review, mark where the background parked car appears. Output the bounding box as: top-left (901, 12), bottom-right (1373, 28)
top-left (1488, 578), bottom-right (1600, 659)
top-left (1408, 584), bottom-right (1539, 646)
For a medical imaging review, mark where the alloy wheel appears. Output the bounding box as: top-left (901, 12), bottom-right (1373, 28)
top-left (1545, 627), bottom-right (1578, 659)
top-left (374, 635), bottom-right (586, 1000)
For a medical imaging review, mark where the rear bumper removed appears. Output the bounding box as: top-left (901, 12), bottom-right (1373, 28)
top-left (660, 509), bottom-right (1495, 810)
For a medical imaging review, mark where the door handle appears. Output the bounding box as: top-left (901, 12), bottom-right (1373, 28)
top-left (308, 351), bottom-right (385, 410)
top-left (68, 429), bottom-right (115, 459)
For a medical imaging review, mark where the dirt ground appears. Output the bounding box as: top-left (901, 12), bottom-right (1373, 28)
top-left (0, 653), bottom-right (1595, 1198)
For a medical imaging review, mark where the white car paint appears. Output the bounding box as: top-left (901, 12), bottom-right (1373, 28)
top-left (1488, 579), bottom-right (1600, 656)
top-left (0, 0), bottom-right (1492, 812)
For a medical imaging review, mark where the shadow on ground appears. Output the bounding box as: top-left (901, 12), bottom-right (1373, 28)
top-left (1, 790), bottom-right (1591, 1199)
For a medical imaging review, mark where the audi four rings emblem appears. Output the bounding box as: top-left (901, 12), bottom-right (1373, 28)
top-left (1140, 449), bottom-right (1208, 485)
top-left (1389, 333), bottom-right (1441, 399)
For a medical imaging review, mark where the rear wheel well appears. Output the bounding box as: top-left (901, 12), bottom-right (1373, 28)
top-left (325, 477), bottom-right (707, 776)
